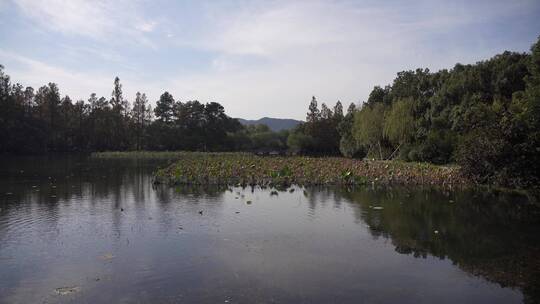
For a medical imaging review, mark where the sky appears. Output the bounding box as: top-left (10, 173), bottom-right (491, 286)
top-left (0, 0), bottom-right (539, 120)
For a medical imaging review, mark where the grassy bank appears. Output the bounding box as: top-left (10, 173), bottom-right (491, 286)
top-left (152, 152), bottom-right (466, 187)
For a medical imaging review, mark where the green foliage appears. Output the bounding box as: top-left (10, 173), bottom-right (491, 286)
top-left (456, 38), bottom-right (540, 188)
top-left (287, 127), bottom-right (315, 154)
top-left (383, 98), bottom-right (415, 146)
top-left (154, 91), bottom-right (174, 123)
top-left (292, 97), bottom-right (343, 155)
top-left (345, 36), bottom-right (540, 187)
top-left (231, 124), bottom-right (289, 152)
top-left (337, 103), bottom-right (363, 158)
top-left (353, 103), bottom-right (386, 158)
top-left (0, 69), bottom-right (243, 153)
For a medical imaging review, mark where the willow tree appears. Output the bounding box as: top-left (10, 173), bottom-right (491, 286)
top-left (383, 98), bottom-right (415, 158)
top-left (353, 103), bottom-right (386, 159)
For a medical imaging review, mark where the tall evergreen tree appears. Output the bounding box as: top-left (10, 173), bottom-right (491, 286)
top-left (132, 92), bottom-right (149, 150)
top-left (155, 91), bottom-right (175, 123)
top-left (110, 76), bottom-right (123, 112)
top-left (306, 96), bottom-right (320, 122)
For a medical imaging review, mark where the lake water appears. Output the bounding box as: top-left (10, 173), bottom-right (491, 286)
top-left (0, 156), bottom-right (538, 303)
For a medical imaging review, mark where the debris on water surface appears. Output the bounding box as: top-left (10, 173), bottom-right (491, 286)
top-left (270, 190), bottom-right (278, 196)
top-left (99, 253), bottom-right (114, 261)
top-left (199, 210), bottom-right (203, 215)
top-left (289, 188), bottom-right (295, 193)
top-left (5, 192), bottom-right (12, 195)
top-left (246, 200), bottom-right (252, 205)
top-left (434, 230), bottom-right (439, 234)
top-left (54, 286), bottom-right (81, 295)
top-left (235, 211), bottom-right (240, 214)
top-left (372, 206), bottom-right (384, 210)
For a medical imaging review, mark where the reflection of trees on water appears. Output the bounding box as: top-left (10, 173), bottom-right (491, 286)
top-left (332, 186), bottom-right (540, 304)
top-left (2, 158), bottom-right (539, 302)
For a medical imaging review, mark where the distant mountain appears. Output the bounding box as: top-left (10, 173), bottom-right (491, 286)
top-left (236, 117), bottom-right (302, 132)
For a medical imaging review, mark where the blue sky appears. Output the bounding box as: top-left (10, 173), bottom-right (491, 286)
top-left (0, 0), bottom-right (539, 120)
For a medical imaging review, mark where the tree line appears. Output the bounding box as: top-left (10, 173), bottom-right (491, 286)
top-left (1, 36), bottom-right (539, 188)
top-left (290, 36), bottom-right (540, 188)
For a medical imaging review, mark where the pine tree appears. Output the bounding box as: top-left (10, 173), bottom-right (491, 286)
top-left (306, 96), bottom-right (320, 122)
top-left (110, 77), bottom-right (123, 112)
top-left (154, 91), bottom-right (174, 123)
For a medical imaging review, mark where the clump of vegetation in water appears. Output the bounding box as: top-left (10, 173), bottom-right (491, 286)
top-left (153, 153), bottom-right (465, 187)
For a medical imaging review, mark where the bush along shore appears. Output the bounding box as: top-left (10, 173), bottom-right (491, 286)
top-left (152, 152), bottom-right (466, 187)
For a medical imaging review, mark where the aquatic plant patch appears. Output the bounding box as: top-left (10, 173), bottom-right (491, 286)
top-left (153, 153), bottom-right (465, 187)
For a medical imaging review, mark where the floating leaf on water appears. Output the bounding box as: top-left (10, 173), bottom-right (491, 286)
top-left (54, 286), bottom-right (81, 295)
top-left (99, 253), bottom-right (114, 261)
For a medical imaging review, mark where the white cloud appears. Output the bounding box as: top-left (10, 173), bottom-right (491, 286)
top-left (12, 0), bottom-right (157, 47)
top-left (136, 21), bottom-right (157, 33)
top-left (14, 0), bottom-right (111, 38)
top-left (159, 0), bottom-right (538, 119)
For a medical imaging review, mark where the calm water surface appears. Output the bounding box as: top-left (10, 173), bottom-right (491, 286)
top-left (0, 156), bottom-right (539, 304)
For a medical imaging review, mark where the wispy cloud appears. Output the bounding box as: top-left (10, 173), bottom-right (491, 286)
top-left (12, 0), bottom-right (158, 47)
top-left (136, 21), bottom-right (157, 33)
